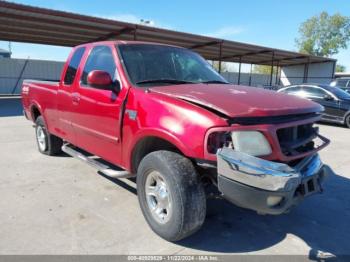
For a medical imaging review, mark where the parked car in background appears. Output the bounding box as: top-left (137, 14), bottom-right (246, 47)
top-left (260, 84), bottom-right (281, 91)
top-left (330, 77), bottom-right (350, 93)
top-left (278, 84), bottom-right (350, 128)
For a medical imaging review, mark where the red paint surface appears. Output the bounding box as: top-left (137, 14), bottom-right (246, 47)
top-left (150, 84), bottom-right (323, 118)
top-left (87, 70), bottom-right (113, 86)
top-left (22, 41), bottom-right (326, 172)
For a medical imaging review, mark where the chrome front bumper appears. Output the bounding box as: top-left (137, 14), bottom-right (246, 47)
top-left (217, 147), bottom-right (333, 215)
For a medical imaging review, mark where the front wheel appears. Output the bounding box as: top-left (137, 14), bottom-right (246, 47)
top-left (137, 151), bottom-right (206, 242)
top-left (345, 114), bottom-right (350, 128)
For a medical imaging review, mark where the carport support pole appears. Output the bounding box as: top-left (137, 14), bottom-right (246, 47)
top-left (303, 57), bottom-right (310, 83)
top-left (133, 26), bottom-right (138, 40)
top-left (248, 63), bottom-right (253, 86)
top-left (269, 51), bottom-right (275, 86)
top-left (237, 56), bottom-right (242, 85)
top-left (275, 61), bottom-right (279, 86)
top-left (218, 42), bottom-right (223, 73)
top-left (331, 61), bottom-right (336, 79)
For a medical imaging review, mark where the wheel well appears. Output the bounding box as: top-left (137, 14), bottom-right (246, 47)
top-left (345, 111), bottom-right (350, 119)
top-left (31, 106), bottom-right (41, 121)
top-left (345, 111), bottom-right (350, 123)
top-left (131, 136), bottom-right (182, 174)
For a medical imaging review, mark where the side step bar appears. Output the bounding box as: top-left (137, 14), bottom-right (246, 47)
top-left (62, 144), bottom-right (131, 179)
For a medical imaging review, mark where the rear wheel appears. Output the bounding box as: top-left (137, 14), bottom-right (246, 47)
top-left (137, 150), bottom-right (206, 241)
top-left (35, 116), bottom-right (63, 155)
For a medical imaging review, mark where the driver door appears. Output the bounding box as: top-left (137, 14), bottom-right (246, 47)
top-left (71, 44), bottom-right (126, 165)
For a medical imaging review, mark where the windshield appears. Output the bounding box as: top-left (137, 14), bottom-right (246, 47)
top-left (118, 44), bottom-right (228, 86)
top-left (335, 79), bottom-right (349, 88)
top-left (331, 87), bottom-right (350, 100)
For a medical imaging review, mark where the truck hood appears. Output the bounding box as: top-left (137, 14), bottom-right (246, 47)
top-left (149, 84), bottom-right (323, 118)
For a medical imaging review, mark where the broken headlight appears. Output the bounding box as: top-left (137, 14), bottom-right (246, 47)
top-left (207, 132), bottom-right (231, 154)
top-left (231, 131), bottom-right (272, 157)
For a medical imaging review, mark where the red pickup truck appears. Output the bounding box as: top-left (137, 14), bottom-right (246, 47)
top-left (22, 41), bottom-right (333, 241)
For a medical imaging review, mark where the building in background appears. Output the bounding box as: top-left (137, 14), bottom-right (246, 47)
top-left (0, 58), bottom-right (64, 95)
top-left (335, 72), bottom-right (350, 78)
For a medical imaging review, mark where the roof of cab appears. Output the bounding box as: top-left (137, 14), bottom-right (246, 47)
top-left (75, 40), bottom-right (183, 49)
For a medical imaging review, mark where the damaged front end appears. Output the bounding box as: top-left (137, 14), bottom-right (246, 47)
top-left (217, 148), bottom-right (333, 215)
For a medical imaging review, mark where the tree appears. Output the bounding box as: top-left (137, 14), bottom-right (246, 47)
top-left (253, 65), bottom-right (278, 75)
top-left (211, 61), bottom-right (228, 72)
top-left (296, 12), bottom-right (350, 57)
top-left (336, 64), bottom-right (346, 72)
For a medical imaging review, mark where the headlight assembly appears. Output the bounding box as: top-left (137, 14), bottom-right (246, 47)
top-left (231, 131), bottom-right (272, 157)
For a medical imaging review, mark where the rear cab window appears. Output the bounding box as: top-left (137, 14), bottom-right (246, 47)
top-left (63, 47), bottom-right (86, 85)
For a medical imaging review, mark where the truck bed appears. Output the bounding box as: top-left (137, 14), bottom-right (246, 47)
top-left (23, 79), bottom-right (59, 87)
top-left (22, 79), bottom-right (60, 129)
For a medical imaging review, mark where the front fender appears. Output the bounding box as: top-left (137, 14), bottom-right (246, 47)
top-left (121, 88), bottom-right (228, 170)
top-left (123, 128), bottom-right (191, 171)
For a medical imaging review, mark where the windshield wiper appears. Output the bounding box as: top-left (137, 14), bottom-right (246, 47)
top-left (200, 80), bottom-right (229, 84)
top-left (136, 79), bottom-right (194, 85)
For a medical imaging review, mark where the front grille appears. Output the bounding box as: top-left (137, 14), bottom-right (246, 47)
top-left (277, 123), bottom-right (318, 157)
top-left (229, 112), bottom-right (320, 125)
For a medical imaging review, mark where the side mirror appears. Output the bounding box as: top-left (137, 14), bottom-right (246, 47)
top-left (323, 94), bottom-right (334, 101)
top-left (87, 70), bottom-right (120, 95)
top-left (87, 70), bottom-right (120, 94)
top-left (87, 70), bottom-right (112, 86)
top-left (112, 80), bottom-right (121, 94)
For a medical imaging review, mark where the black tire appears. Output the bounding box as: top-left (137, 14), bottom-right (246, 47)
top-left (345, 114), bottom-right (350, 128)
top-left (137, 150), bottom-right (206, 242)
top-left (35, 116), bottom-right (63, 155)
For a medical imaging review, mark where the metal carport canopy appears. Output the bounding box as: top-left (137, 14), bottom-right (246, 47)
top-left (0, 0), bottom-right (335, 67)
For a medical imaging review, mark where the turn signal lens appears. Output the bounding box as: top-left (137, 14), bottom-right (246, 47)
top-left (267, 196), bottom-right (283, 207)
top-left (207, 132), bottom-right (228, 154)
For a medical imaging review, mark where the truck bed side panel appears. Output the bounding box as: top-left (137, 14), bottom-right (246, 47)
top-left (22, 80), bottom-right (60, 135)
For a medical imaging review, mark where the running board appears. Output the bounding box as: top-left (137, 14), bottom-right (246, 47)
top-left (62, 144), bottom-right (131, 178)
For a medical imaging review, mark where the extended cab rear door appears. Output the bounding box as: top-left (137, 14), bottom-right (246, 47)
top-left (71, 44), bottom-right (127, 165)
top-left (57, 46), bottom-right (86, 144)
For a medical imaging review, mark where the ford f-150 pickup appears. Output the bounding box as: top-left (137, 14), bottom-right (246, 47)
top-left (22, 41), bottom-right (333, 241)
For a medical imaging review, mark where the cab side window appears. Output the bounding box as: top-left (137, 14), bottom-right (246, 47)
top-left (81, 45), bottom-right (117, 89)
top-left (336, 79), bottom-right (349, 88)
top-left (304, 86), bottom-right (327, 98)
top-left (63, 47), bottom-right (86, 85)
top-left (284, 86), bottom-right (302, 94)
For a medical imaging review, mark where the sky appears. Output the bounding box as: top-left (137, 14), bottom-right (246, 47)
top-left (0, 0), bottom-right (349, 70)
